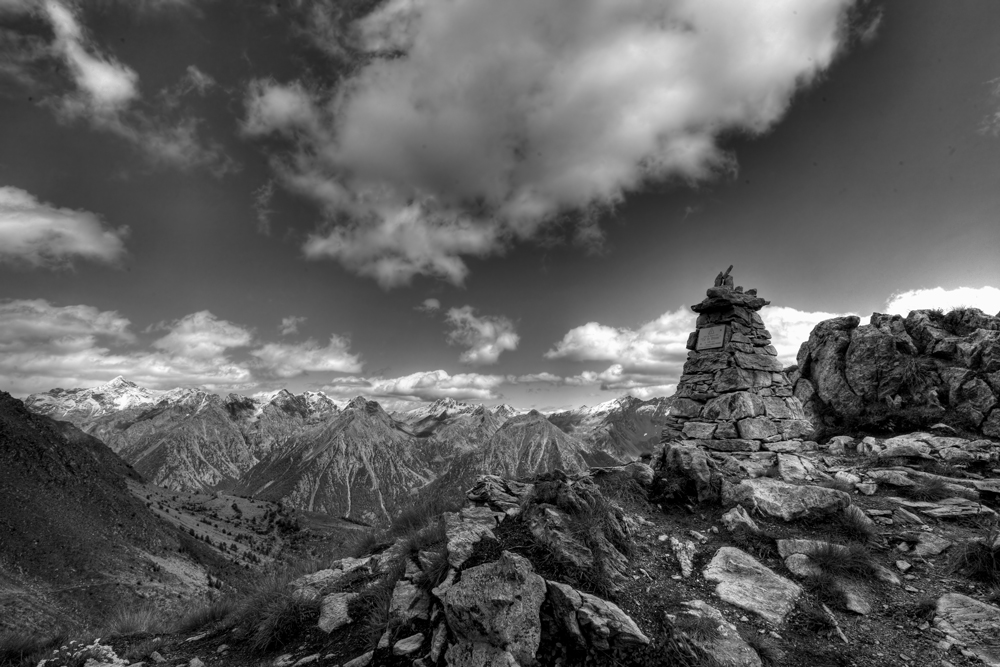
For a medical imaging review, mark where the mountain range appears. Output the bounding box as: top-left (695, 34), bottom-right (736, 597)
top-left (23, 378), bottom-right (674, 525)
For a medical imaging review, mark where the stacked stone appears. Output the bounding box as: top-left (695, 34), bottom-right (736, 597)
top-left (661, 271), bottom-right (813, 452)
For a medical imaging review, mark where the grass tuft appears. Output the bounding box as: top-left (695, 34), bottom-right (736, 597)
top-left (102, 603), bottom-right (167, 637)
top-left (729, 525), bottom-right (779, 560)
top-left (834, 507), bottom-right (879, 544)
top-left (949, 523), bottom-right (1000, 586)
top-left (900, 477), bottom-right (952, 502)
top-left (746, 635), bottom-right (784, 667)
top-left (173, 597), bottom-right (240, 634)
top-left (672, 614), bottom-right (720, 642)
top-left (804, 542), bottom-right (880, 581)
top-left (229, 571), bottom-right (321, 652)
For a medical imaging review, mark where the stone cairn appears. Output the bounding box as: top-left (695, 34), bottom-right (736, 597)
top-left (661, 266), bottom-right (813, 452)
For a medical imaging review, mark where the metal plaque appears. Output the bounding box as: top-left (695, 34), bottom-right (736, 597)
top-left (696, 325), bottom-right (726, 351)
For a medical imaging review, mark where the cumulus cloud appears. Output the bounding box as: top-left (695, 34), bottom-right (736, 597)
top-left (323, 369), bottom-right (505, 402)
top-left (278, 315), bottom-right (306, 336)
top-left (884, 286), bottom-right (1000, 317)
top-left (245, 0), bottom-right (860, 286)
top-left (415, 298), bottom-right (440, 313)
top-left (0, 300), bottom-right (365, 394)
top-left (152, 310), bottom-right (253, 359)
top-left (445, 306), bottom-right (519, 365)
top-left (250, 336), bottom-right (362, 378)
top-left (0, 186), bottom-right (128, 268)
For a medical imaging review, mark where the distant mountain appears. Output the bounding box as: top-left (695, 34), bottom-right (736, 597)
top-left (0, 392), bottom-right (205, 632)
top-left (547, 395), bottom-right (675, 461)
top-left (24, 375), bottom-right (160, 423)
top-left (26, 380), bottom-right (341, 492)
top-left (235, 397), bottom-right (438, 526)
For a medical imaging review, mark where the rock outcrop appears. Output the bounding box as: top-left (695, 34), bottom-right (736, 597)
top-left (662, 268), bottom-right (812, 452)
top-left (793, 308), bottom-right (1000, 437)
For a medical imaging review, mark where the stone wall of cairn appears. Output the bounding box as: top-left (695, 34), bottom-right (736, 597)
top-left (661, 273), bottom-right (813, 452)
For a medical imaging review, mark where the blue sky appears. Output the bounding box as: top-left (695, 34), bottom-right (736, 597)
top-left (1, 0), bottom-right (999, 410)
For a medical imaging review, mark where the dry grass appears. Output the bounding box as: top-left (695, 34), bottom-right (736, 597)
top-left (228, 569), bottom-right (321, 652)
top-left (834, 506), bottom-right (879, 544)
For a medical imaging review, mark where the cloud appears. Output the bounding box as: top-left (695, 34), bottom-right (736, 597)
top-left (415, 298), bottom-right (441, 313)
top-left (250, 336), bottom-right (362, 378)
top-left (884, 286), bottom-right (1000, 316)
top-left (43, 0), bottom-right (139, 116)
top-left (245, 0), bottom-right (859, 286)
top-left (445, 306), bottom-right (519, 365)
top-left (513, 372), bottom-right (562, 384)
top-left (278, 315), bottom-right (306, 336)
top-left (323, 369), bottom-right (505, 402)
top-left (11, 1), bottom-right (234, 172)
top-left (0, 186), bottom-right (128, 268)
top-left (0, 300), bottom-right (253, 394)
top-left (547, 304), bottom-right (848, 398)
top-left (0, 300), bottom-right (364, 394)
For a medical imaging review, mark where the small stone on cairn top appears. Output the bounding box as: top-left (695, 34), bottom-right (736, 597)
top-left (663, 267), bottom-right (812, 452)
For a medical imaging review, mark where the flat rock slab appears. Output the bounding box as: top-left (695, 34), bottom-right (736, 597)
top-left (888, 497), bottom-right (998, 519)
top-left (934, 593), bottom-right (1000, 667)
top-left (724, 478), bottom-right (851, 521)
top-left (911, 533), bottom-right (953, 557)
top-left (703, 547), bottom-right (801, 625)
top-left (318, 591), bottom-right (357, 633)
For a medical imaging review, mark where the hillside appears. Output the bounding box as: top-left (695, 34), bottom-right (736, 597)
top-left (0, 392), bottom-right (203, 632)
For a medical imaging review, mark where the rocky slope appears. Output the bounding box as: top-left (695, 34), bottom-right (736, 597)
top-left (792, 308), bottom-right (1000, 437)
top-left (548, 395), bottom-right (675, 461)
top-left (0, 392), bottom-right (211, 632)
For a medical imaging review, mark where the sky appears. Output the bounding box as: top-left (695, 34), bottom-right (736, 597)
top-left (1, 0), bottom-right (999, 411)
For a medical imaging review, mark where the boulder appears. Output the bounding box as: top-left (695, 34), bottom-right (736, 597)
top-left (436, 552), bottom-right (545, 666)
top-left (703, 547), bottom-right (801, 625)
top-left (547, 581), bottom-right (650, 651)
top-left (784, 554), bottom-right (822, 578)
top-left (525, 504), bottom-right (593, 570)
top-left (934, 593), bottom-right (1000, 667)
top-left (723, 478), bottom-right (851, 521)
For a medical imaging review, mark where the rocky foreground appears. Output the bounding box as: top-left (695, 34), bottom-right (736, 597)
top-left (59, 426), bottom-right (1000, 667)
